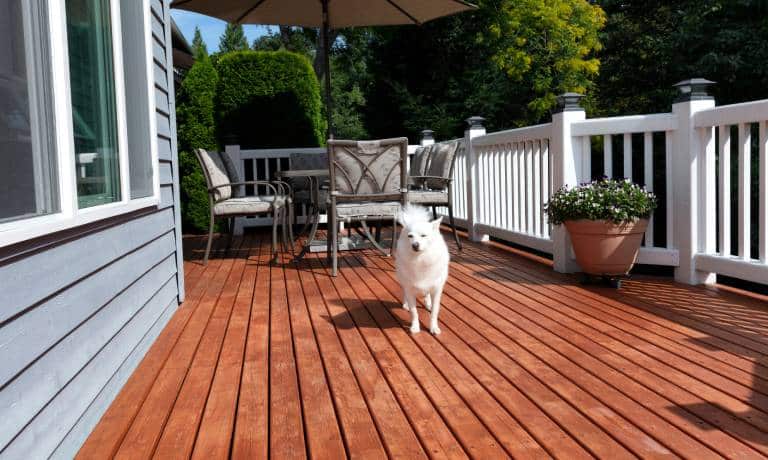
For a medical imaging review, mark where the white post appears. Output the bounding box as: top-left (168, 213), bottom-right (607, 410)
top-left (670, 79), bottom-right (717, 285)
top-left (551, 93), bottom-right (586, 273)
top-left (420, 129), bottom-right (435, 146)
top-left (465, 116), bottom-right (488, 242)
top-left (225, 144), bottom-right (245, 235)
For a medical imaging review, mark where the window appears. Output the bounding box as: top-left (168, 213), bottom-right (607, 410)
top-left (66, 0), bottom-right (121, 208)
top-left (0, 0), bottom-right (160, 247)
top-left (0, 0), bottom-right (58, 223)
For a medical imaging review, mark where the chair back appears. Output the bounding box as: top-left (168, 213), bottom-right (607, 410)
top-left (327, 137), bottom-right (408, 202)
top-left (409, 144), bottom-right (433, 177)
top-left (194, 149), bottom-right (239, 201)
top-left (424, 140), bottom-right (461, 190)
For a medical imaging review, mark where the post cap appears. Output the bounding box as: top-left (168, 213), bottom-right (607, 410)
top-left (466, 116), bottom-right (485, 129)
top-left (554, 93), bottom-right (584, 113)
top-left (420, 129), bottom-right (435, 140)
top-left (673, 78), bottom-right (715, 102)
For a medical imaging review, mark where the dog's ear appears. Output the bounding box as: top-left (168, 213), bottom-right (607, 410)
top-left (431, 216), bottom-right (443, 232)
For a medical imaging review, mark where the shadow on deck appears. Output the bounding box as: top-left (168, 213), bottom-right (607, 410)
top-left (79, 229), bottom-right (768, 459)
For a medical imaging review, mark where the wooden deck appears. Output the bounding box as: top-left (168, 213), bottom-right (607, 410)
top-left (79, 230), bottom-right (768, 459)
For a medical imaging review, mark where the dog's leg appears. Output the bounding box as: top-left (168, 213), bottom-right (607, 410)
top-left (401, 286), bottom-right (411, 310)
top-left (405, 289), bottom-right (420, 333)
top-left (424, 293), bottom-right (432, 312)
top-left (429, 286), bottom-right (443, 335)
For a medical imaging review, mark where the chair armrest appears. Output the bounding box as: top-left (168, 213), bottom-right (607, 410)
top-left (409, 175), bottom-right (452, 188)
top-left (209, 181), bottom-right (279, 197)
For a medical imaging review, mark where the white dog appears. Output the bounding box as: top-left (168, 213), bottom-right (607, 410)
top-left (395, 205), bottom-right (450, 335)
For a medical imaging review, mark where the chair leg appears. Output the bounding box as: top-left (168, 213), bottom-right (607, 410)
top-left (287, 202), bottom-right (296, 255)
top-left (448, 203), bottom-right (462, 250)
top-left (225, 217), bottom-right (234, 255)
top-left (203, 213), bottom-right (215, 265)
top-left (432, 206), bottom-right (438, 220)
top-left (360, 221), bottom-right (389, 256)
top-left (391, 215), bottom-right (397, 254)
top-left (330, 207), bottom-right (338, 276)
top-left (271, 208), bottom-right (279, 265)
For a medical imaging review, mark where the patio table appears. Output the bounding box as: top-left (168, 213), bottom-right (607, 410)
top-left (276, 168), bottom-right (394, 261)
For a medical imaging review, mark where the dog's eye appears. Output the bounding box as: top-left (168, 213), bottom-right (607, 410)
top-left (420, 234), bottom-right (427, 238)
top-left (407, 234), bottom-right (414, 238)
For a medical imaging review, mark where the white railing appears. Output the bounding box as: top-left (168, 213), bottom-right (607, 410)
top-left (470, 124), bottom-right (553, 253)
top-left (691, 99), bottom-right (768, 285)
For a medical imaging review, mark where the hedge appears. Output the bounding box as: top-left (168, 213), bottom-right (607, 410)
top-left (215, 50), bottom-right (325, 148)
top-left (176, 54), bottom-right (218, 232)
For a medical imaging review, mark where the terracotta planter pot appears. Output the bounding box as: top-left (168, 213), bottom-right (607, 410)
top-left (564, 219), bottom-right (648, 276)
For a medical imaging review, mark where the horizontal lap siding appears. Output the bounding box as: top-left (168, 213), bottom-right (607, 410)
top-left (0, 0), bottom-right (182, 457)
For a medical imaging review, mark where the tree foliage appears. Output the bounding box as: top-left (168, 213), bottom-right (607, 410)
top-left (191, 26), bottom-right (208, 60)
top-left (176, 52), bottom-right (218, 232)
top-left (218, 23), bottom-right (249, 53)
top-left (215, 50), bottom-right (325, 148)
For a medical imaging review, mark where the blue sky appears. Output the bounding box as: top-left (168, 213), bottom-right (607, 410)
top-left (171, 10), bottom-right (269, 52)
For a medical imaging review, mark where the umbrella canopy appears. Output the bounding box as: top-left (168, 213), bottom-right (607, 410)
top-left (171, 0), bottom-right (477, 137)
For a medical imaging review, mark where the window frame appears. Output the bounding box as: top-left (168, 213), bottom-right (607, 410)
top-left (0, 0), bottom-right (160, 248)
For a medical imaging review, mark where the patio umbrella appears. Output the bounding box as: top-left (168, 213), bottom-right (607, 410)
top-left (171, 0), bottom-right (477, 137)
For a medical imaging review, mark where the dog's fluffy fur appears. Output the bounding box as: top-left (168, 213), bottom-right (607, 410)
top-left (395, 205), bottom-right (449, 334)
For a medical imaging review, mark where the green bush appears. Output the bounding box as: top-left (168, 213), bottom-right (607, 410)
top-left (545, 178), bottom-right (657, 225)
top-left (215, 50), bottom-right (325, 148)
top-left (176, 54), bottom-right (218, 232)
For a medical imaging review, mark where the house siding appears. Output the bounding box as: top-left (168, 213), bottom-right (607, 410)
top-left (0, 0), bottom-right (183, 458)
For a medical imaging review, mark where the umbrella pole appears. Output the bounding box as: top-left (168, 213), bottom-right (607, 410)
top-left (322, 0), bottom-right (334, 139)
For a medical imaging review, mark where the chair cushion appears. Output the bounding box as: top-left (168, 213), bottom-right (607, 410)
top-left (334, 201), bottom-right (401, 220)
top-left (196, 149), bottom-right (234, 201)
top-left (425, 141), bottom-right (460, 189)
top-left (213, 196), bottom-right (281, 216)
top-left (409, 145), bottom-right (432, 177)
top-left (408, 190), bottom-right (449, 205)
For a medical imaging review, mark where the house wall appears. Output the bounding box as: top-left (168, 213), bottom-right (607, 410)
top-left (0, 0), bottom-right (184, 458)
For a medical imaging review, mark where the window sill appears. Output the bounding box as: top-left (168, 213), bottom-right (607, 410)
top-left (0, 197), bottom-right (160, 249)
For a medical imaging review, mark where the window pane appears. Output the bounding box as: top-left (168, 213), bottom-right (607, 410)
top-left (0, 0), bottom-right (57, 223)
top-left (120, 0), bottom-right (153, 199)
top-left (66, 0), bottom-right (121, 208)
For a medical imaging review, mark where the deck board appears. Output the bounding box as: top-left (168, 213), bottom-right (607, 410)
top-left (80, 230), bottom-right (768, 459)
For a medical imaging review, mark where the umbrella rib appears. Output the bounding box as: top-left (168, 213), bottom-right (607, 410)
top-left (385, 0), bottom-right (421, 25)
top-left (235, 0), bottom-right (270, 24)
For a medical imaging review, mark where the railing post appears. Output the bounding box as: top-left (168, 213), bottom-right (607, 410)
top-left (551, 93), bottom-right (586, 273)
top-left (225, 143), bottom-right (245, 235)
top-left (465, 116), bottom-right (488, 242)
top-left (420, 129), bottom-right (435, 146)
top-left (671, 79), bottom-right (717, 285)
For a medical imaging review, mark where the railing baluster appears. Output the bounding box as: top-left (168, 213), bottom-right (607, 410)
top-left (526, 140), bottom-right (534, 233)
top-left (644, 132), bottom-right (655, 247)
top-left (665, 132), bottom-right (674, 249)
top-left (700, 127), bottom-right (716, 254)
top-left (512, 142), bottom-right (521, 231)
top-left (623, 133), bottom-right (632, 180)
top-left (501, 143), bottom-right (509, 230)
top-left (542, 140), bottom-right (550, 238)
top-left (738, 123), bottom-right (751, 259)
top-left (494, 145), bottom-right (501, 227)
top-left (760, 121), bottom-right (767, 263)
top-left (533, 140), bottom-right (542, 236)
top-left (581, 136), bottom-right (591, 183)
top-left (604, 134), bottom-right (613, 178)
top-left (719, 125), bottom-right (731, 256)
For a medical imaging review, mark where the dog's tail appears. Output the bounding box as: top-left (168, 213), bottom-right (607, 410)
top-left (398, 204), bottom-right (431, 227)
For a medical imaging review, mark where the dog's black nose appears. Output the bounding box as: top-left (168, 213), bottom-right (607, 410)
top-left (411, 242), bottom-right (420, 251)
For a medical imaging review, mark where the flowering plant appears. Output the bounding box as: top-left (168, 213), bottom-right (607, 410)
top-left (544, 178), bottom-right (657, 225)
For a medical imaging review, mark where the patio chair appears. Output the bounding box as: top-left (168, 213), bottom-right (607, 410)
top-left (407, 140), bottom-right (463, 250)
top-left (194, 148), bottom-right (293, 265)
top-left (327, 137), bottom-right (409, 276)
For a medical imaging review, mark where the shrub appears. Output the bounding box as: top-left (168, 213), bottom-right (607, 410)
top-left (545, 178), bottom-right (657, 225)
top-left (215, 50), bottom-right (325, 148)
top-left (176, 54), bottom-right (218, 232)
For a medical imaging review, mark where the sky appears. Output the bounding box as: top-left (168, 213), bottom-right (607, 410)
top-left (171, 10), bottom-right (269, 52)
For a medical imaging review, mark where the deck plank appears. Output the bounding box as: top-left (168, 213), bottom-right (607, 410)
top-left (79, 230), bottom-right (768, 460)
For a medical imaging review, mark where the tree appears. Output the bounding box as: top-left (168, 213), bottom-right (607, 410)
top-left (176, 54), bottom-right (218, 231)
top-left (191, 26), bottom-right (208, 60)
top-left (219, 23), bottom-right (249, 53)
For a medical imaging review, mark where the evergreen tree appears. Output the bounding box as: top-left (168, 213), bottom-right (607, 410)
top-left (191, 26), bottom-right (208, 60)
top-left (219, 23), bottom-right (249, 53)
